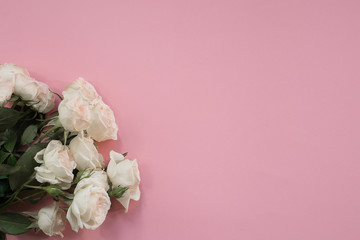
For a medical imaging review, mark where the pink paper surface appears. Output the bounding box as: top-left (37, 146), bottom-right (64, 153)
top-left (1, 0), bottom-right (360, 239)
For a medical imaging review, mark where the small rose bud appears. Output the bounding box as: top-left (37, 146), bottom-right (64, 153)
top-left (38, 202), bottom-right (66, 237)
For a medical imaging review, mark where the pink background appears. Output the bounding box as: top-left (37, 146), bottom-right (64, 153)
top-left (1, 0), bottom-right (360, 239)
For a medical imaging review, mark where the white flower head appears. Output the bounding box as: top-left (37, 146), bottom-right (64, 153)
top-left (107, 151), bottom-right (140, 212)
top-left (0, 63), bottom-right (29, 107)
top-left (38, 202), bottom-right (66, 237)
top-left (0, 78), bottom-right (15, 107)
top-left (58, 78), bottom-right (118, 141)
top-left (0, 63), bottom-right (29, 82)
top-left (69, 131), bottom-right (104, 170)
top-left (34, 140), bottom-right (76, 189)
top-left (66, 170), bottom-right (111, 232)
top-left (0, 63), bottom-right (55, 112)
top-left (86, 100), bottom-right (118, 142)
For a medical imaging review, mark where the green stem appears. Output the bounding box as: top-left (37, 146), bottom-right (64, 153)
top-left (0, 174), bottom-right (38, 210)
top-left (39, 115), bottom-right (59, 129)
top-left (11, 99), bottom-right (21, 109)
top-left (7, 191), bottom-right (45, 207)
top-left (24, 185), bottom-right (43, 190)
top-left (49, 90), bottom-right (63, 100)
top-left (38, 126), bottom-right (57, 142)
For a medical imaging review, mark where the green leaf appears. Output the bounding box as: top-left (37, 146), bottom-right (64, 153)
top-left (0, 108), bottom-right (23, 131)
top-left (0, 182), bottom-right (9, 197)
top-left (20, 125), bottom-right (38, 146)
top-left (26, 221), bottom-right (38, 229)
top-left (0, 212), bottom-right (31, 235)
top-left (109, 186), bottom-right (129, 198)
top-left (0, 164), bottom-right (21, 175)
top-left (22, 212), bottom-right (38, 220)
top-left (28, 192), bottom-right (46, 204)
top-left (9, 143), bottom-right (47, 191)
top-left (73, 169), bottom-right (86, 185)
top-left (3, 130), bottom-right (17, 153)
top-left (0, 152), bottom-right (10, 164)
top-left (6, 155), bottom-right (16, 166)
top-left (72, 169), bottom-right (93, 186)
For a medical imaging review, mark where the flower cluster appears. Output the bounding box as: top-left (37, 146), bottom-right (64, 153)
top-left (0, 63), bottom-right (54, 112)
top-left (0, 63), bottom-right (141, 238)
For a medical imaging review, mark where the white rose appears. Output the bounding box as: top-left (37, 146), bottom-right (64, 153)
top-left (13, 74), bottom-right (55, 113)
top-left (75, 169), bottom-right (109, 192)
top-left (59, 78), bottom-right (101, 132)
top-left (34, 140), bottom-right (76, 189)
top-left (58, 96), bottom-right (92, 132)
top-left (13, 73), bottom-right (39, 101)
top-left (0, 63), bottom-right (29, 106)
top-left (86, 100), bottom-right (118, 142)
top-left (0, 78), bottom-right (15, 107)
top-left (66, 170), bottom-right (111, 232)
top-left (58, 78), bottom-right (118, 141)
top-left (63, 77), bottom-right (100, 103)
top-left (69, 131), bottom-right (104, 170)
top-left (107, 151), bottom-right (140, 212)
top-left (31, 81), bottom-right (55, 113)
top-left (38, 202), bottom-right (66, 237)
top-left (0, 63), bottom-right (30, 82)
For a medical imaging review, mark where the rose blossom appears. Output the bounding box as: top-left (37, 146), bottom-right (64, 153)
top-left (14, 73), bottom-right (55, 113)
top-left (0, 63), bottom-right (29, 106)
top-left (75, 169), bottom-right (109, 191)
top-left (34, 140), bottom-right (76, 189)
top-left (31, 81), bottom-right (56, 113)
top-left (0, 63), bottom-right (55, 112)
top-left (69, 131), bottom-right (104, 170)
top-left (58, 78), bottom-right (118, 141)
top-left (38, 202), bottom-right (66, 237)
top-left (86, 99), bottom-right (118, 141)
top-left (63, 77), bottom-right (99, 103)
top-left (107, 150), bottom-right (141, 212)
top-left (58, 78), bottom-right (100, 132)
top-left (58, 95), bottom-right (92, 132)
top-left (0, 63), bottom-right (30, 82)
top-left (13, 73), bottom-right (39, 101)
top-left (0, 78), bottom-right (15, 107)
top-left (66, 170), bottom-right (111, 232)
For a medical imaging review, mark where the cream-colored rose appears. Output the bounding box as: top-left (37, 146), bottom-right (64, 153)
top-left (34, 140), bottom-right (76, 189)
top-left (13, 73), bottom-right (39, 101)
top-left (66, 170), bottom-right (111, 232)
top-left (58, 96), bottom-right (92, 132)
top-left (0, 63), bottom-right (29, 106)
top-left (0, 78), bottom-right (15, 107)
top-left (0, 63), bottom-right (54, 112)
top-left (86, 100), bottom-right (118, 142)
top-left (14, 74), bottom-right (55, 113)
top-left (63, 77), bottom-right (100, 103)
top-left (58, 78), bottom-right (100, 132)
top-left (1, 65), bottom-right (55, 113)
top-left (75, 169), bottom-right (109, 191)
top-left (31, 81), bottom-right (55, 113)
top-left (107, 151), bottom-right (140, 212)
top-left (0, 63), bottom-right (29, 82)
top-left (59, 78), bottom-right (118, 141)
top-left (69, 131), bottom-right (104, 170)
top-left (38, 202), bottom-right (66, 237)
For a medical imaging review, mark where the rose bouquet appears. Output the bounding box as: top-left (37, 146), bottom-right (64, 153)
top-left (0, 63), bottom-right (141, 238)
